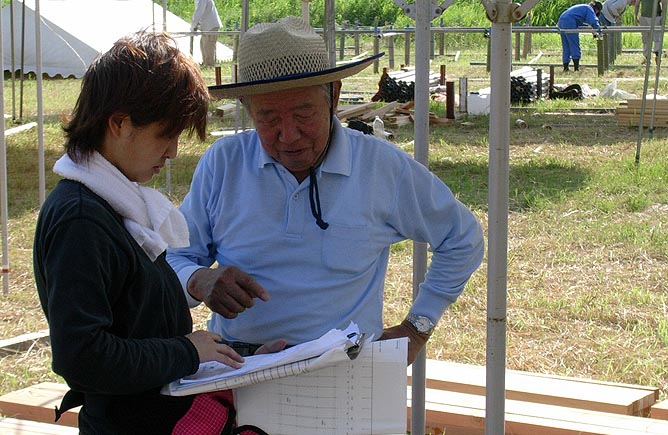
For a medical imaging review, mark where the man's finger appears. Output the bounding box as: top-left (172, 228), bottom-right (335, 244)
top-left (207, 292), bottom-right (244, 316)
top-left (220, 285), bottom-right (256, 310)
top-left (237, 274), bottom-right (270, 301)
top-left (254, 339), bottom-right (287, 355)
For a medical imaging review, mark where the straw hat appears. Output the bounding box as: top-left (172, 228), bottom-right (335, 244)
top-left (208, 16), bottom-right (383, 99)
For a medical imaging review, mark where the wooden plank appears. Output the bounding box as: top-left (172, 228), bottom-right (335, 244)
top-left (5, 122), bottom-right (37, 137)
top-left (0, 383), bottom-right (78, 427)
top-left (360, 101), bottom-right (401, 121)
top-left (615, 115), bottom-right (668, 127)
top-left (615, 107), bottom-right (668, 115)
top-left (407, 387), bottom-right (668, 435)
top-left (213, 103), bottom-right (238, 119)
top-left (0, 330), bottom-right (49, 357)
top-left (651, 399), bottom-right (668, 420)
top-left (0, 417), bottom-right (78, 435)
top-left (408, 360), bottom-right (658, 416)
top-left (615, 113), bottom-right (668, 122)
top-left (615, 114), bottom-right (668, 122)
top-left (336, 101), bottom-right (377, 121)
top-left (384, 114), bottom-right (412, 127)
top-left (622, 99), bottom-right (668, 110)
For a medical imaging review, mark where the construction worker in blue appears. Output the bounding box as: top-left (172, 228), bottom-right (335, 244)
top-left (558, 1), bottom-right (603, 71)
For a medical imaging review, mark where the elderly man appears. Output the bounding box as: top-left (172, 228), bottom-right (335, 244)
top-left (167, 16), bottom-right (484, 365)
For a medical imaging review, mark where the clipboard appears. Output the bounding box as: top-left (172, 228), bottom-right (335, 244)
top-left (162, 322), bottom-right (368, 396)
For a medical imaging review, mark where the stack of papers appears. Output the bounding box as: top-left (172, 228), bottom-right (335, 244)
top-left (162, 322), bottom-right (362, 396)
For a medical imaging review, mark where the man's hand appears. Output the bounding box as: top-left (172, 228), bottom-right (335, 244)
top-left (254, 339), bottom-right (288, 355)
top-left (379, 320), bottom-right (430, 365)
top-left (187, 266), bottom-right (269, 318)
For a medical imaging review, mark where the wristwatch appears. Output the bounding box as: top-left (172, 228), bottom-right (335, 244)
top-left (405, 313), bottom-right (435, 336)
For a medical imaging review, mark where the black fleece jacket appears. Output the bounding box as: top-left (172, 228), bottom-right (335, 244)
top-left (33, 180), bottom-right (200, 434)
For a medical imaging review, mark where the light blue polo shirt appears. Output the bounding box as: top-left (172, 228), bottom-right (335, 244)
top-left (167, 118), bottom-right (484, 345)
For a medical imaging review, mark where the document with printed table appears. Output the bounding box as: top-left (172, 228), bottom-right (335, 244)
top-left (161, 322), bottom-right (364, 396)
top-left (234, 337), bottom-right (408, 435)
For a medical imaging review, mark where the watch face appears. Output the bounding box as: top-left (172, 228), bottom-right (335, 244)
top-left (416, 318), bottom-right (430, 333)
top-left (409, 314), bottom-right (434, 334)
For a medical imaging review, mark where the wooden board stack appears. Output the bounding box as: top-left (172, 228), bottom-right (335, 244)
top-left (615, 98), bottom-right (668, 127)
top-left (3, 360), bottom-right (668, 434)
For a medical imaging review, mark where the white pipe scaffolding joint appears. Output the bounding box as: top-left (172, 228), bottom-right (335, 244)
top-left (482, 0), bottom-right (541, 24)
top-left (512, 0), bottom-right (541, 22)
top-left (392, 0), bottom-right (455, 21)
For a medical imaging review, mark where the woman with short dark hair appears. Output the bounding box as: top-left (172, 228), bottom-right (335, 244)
top-left (33, 31), bottom-right (244, 434)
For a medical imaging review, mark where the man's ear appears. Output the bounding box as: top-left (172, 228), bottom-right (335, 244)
top-left (332, 80), bottom-right (343, 111)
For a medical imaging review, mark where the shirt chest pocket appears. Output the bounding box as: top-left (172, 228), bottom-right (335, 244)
top-left (322, 224), bottom-right (376, 273)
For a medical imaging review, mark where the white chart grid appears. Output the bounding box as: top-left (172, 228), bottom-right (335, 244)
top-left (235, 338), bottom-right (407, 435)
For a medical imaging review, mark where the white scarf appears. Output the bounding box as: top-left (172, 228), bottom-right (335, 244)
top-left (53, 152), bottom-right (190, 262)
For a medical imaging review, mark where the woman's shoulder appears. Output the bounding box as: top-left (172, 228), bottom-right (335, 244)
top-left (41, 180), bottom-right (117, 224)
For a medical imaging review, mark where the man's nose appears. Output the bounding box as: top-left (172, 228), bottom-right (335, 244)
top-left (278, 117), bottom-right (302, 143)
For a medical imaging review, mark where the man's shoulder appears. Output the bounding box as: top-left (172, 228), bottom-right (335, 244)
top-left (205, 130), bottom-right (260, 157)
top-left (194, 131), bottom-right (263, 176)
top-left (344, 126), bottom-right (410, 159)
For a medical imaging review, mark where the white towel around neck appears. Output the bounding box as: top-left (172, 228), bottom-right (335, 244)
top-left (53, 152), bottom-right (190, 262)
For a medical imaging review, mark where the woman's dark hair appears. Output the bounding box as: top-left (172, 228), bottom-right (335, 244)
top-left (63, 31), bottom-right (210, 162)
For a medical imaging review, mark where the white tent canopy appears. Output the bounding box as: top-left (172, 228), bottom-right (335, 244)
top-left (2, 0), bottom-right (233, 78)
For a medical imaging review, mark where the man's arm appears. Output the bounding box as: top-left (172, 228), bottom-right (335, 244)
top-left (380, 157), bottom-right (485, 365)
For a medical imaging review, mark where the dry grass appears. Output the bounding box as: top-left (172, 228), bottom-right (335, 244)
top-left (1, 44), bottom-right (667, 407)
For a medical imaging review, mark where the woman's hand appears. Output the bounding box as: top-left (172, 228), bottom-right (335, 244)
top-left (186, 330), bottom-right (245, 368)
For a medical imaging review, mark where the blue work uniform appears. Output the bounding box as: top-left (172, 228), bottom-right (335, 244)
top-left (558, 4), bottom-right (601, 63)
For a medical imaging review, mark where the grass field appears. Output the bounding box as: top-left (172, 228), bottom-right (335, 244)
top-left (0, 29), bottom-right (667, 412)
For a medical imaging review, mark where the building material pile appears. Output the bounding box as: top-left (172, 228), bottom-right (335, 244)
top-left (510, 66), bottom-right (550, 103)
top-left (372, 67), bottom-right (441, 103)
top-left (615, 98), bottom-right (668, 127)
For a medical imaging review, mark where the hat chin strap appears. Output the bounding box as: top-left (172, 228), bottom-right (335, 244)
top-left (308, 83), bottom-right (335, 230)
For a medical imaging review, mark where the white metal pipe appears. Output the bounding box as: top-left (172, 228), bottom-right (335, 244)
top-left (241, 0), bottom-right (249, 33)
top-left (635, 0), bottom-right (663, 161)
top-left (10, 0), bottom-right (16, 121)
top-left (240, 0), bottom-right (249, 131)
top-left (325, 0), bottom-right (336, 67)
top-left (648, 12), bottom-right (667, 138)
top-left (0, 2), bottom-right (9, 294)
top-left (329, 25), bottom-right (654, 34)
top-left (410, 1), bottom-right (431, 434)
top-left (35, 0), bottom-right (45, 205)
top-left (486, 1), bottom-right (512, 434)
top-left (301, 0), bottom-right (310, 23)
top-left (162, 0), bottom-right (167, 32)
